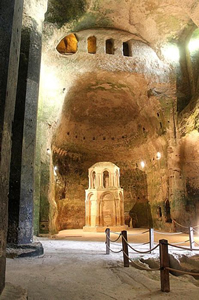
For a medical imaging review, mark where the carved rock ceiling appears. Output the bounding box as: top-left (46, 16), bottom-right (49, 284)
top-left (45, 0), bottom-right (199, 48)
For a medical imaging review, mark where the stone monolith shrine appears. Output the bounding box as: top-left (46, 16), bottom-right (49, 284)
top-left (83, 162), bottom-right (127, 232)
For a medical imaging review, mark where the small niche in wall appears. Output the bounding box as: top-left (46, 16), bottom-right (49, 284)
top-left (56, 33), bottom-right (78, 54)
top-left (123, 42), bottom-right (130, 56)
top-left (106, 39), bottom-right (114, 54)
top-left (103, 171), bottom-right (109, 188)
top-left (157, 206), bottom-right (162, 218)
top-left (88, 36), bottom-right (96, 54)
top-left (165, 199), bottom-right (172, 223)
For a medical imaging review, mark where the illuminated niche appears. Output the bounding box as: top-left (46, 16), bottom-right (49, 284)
top-left (56, 33), bottom-right (78, 54)
top-left (88, 36), bottom-right (96, 54)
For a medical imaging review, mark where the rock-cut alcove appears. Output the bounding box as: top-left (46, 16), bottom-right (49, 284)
top-left (49, 70), bottom-right (169, 232)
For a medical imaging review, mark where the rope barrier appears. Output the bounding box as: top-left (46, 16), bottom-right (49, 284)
top-left (105, 232), bottom-right (122, 243)
top-left (165, 267), bottom-right (199, 276)
top-left (142, 230), bottom-right (150, 234)
top-left (168, 243), bottom-right (199, 251)
top-left (105, 229), bottom-right (199, 293)
top-left (105, 244), bottom-right (123, 254)
top-left (110, 231), bottom-right (122, 235)
top-left (105, 229), bottom-right (199, 294)
top-left (169, 240), bottom-right (189, 245)
top-left (122, 235), bottom-right (160, 254)
top-left (126, 230), bottom-right (149, 237)
top-left (173, 219), bottom-right (199, 229)
top-left (127, 233), bottom-right (148, 236)
top-left (123, 251), bottom-right (160, 272)
top-left (154, 230), bottom-right (183, 235)
top-left (172, 219), bottom-right (189, 229)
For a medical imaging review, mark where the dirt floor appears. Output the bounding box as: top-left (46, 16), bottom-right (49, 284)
top-left (3, 229), bottom-right (199, 299)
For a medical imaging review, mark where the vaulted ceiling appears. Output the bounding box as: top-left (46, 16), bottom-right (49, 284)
top-left (45, 0), bottom-right (199, 49)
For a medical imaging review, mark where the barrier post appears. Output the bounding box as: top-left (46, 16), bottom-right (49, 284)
top-left (189, 227), bottom-right (194, 250)
top-left (105, 228), bottom-right (110, 254)
top-left (149, 228), bottom-right (154, 253)
top-left (121, 230), bottom-right (129, 267)
top-left (159, 239), bottom-right (170, 292)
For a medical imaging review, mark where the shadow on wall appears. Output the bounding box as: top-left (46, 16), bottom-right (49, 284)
top-left (121, 167), bottom-right (153, 228)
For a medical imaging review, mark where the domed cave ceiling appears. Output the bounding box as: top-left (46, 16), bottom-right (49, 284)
top-left (45, 0), bottom-right (199, 48)
top-left (38, 0), bottom-right (199, 233)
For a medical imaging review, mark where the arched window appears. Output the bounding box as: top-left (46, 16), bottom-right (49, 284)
top-left (88, 36), bottom-right (96, 54)
top-left (56, 33), bottom-right (78, 54)
top-left (92, 171), bottom-right (96, 189)
top-left (106, 39), bottom-right (114, 54)
top-left (103, 171), bottom-right (109, 188)
top-left (123, 42), bottom-right (130, 56)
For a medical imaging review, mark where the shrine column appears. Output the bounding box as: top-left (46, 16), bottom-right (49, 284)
top-left (95, 200), bottom-right (100, 226)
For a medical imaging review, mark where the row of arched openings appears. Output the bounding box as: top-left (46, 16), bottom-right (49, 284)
top-left (91, 170), bottom-right (119, 189)
top-left (56, 34), bottom-right (130, 56)
top-left (92, 171), bottom-right (109, 188)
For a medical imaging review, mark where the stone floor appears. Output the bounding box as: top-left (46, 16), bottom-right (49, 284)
top-left (0, 283), bottom-right (27, 299)
top-left (3, 229), bottom-right (199, 300)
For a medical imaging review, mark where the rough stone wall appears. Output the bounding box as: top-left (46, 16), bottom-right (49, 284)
top-left (37, 0), bottom-right (199, 234)
top-left (171, 27), bottom-right (199, 228)
top-left (0, 0), bottom-right (23, 294)
top-left (38, 26), bottom-right (177, 233)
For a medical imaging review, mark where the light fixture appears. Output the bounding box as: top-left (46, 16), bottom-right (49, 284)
top-left (161, 43), bottom-right (179, 63)
top-left (54, 166), bottom-right (58, 176)
top-left (188, 39), bottom-right (199, 52)
top-left (156, 152), bottom-right (161, 160)
top-left (140, 161), bottom-right (145, 168)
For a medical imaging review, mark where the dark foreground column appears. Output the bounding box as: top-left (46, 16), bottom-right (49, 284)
top-left (7, 17), bottom-right (43, 245)
top-left (0, 0), bottom-right (24, 294)
top-left (18, 22), bottom-right (42, 244)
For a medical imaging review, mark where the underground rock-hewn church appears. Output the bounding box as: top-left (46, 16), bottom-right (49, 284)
top-left (1, 0), bottom-right (199, 298)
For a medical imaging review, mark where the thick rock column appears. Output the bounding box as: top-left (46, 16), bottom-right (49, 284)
top-left (0, 0), bottom-right (23, 294)
top-left (7, 0), bottom-right (47, 244)
top-left (18, 22), bottom-right (42, 243)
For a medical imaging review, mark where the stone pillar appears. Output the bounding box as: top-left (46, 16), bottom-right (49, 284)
top-left (121, 199), bottom-right (124, 224)
top-left (117, 200), bottom-right (120, 226)
top-left (18, 21), bottom-right (42, 244)
top-left (0, 0), bottom-right (24, 294)
top-left (99, 173), bottom-right (103, 188)
top-left (7, 3), bottom-right (46, 244)
top-left (85, 199), bottom-right (89, 226)
top-left (110, 172), bottom-right (114, 187)
top-left (99, 201), bottom-right (103, 226)
top-left (95, 201), bottom-right (100, 226)
top-left (88, 174), bottom-right (91, 189)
